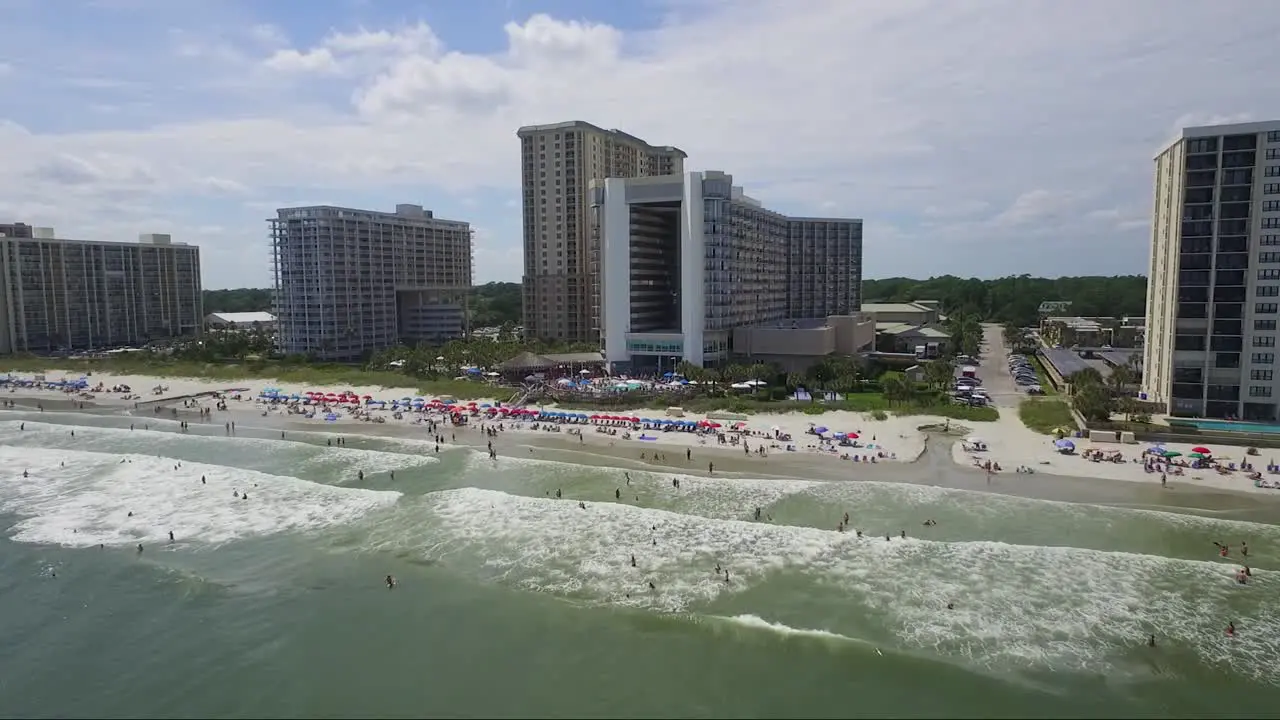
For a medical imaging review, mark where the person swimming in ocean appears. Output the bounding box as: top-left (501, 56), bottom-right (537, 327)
top-left (1226, 621), bottom-right (1236, 637)
top-left (631, 554), bottom-right (636, 568)
top-left (386, 575), bottom-right (396, 589)
top-left (168, 530), bottom-right (174, 542)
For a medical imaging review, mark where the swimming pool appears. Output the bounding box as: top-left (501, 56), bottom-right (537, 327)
top-left (1178, 419), bottom-right (1280, 434)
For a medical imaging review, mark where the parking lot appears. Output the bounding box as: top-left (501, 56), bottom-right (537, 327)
top-left (968, 324), bottom-right (1036, 408)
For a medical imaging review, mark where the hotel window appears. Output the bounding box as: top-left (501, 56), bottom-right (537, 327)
top-left (1270, 149), bottom-right (1280, 160)
top-left (1261, 270), bottom-right (1280, 281)
top-left (1251, 386), bottom-right (1274, 398)
top-left (1266, 234), bottom-right (1280, 246)
top-left (1267, 200), bottom-right (1280, 211)
top-left (1253, 369), bottom-right (1275, 381)
top-left (1255, 336), bottom-right (1276, 348)
top-left (1257, 319), bottom-right (1278, 330)
top-left (1262, 253), bottom-right (1280, 264)
top-left (1268, 184), bottom-right (1280, 195)
top-left (1257, 303), bottom-right (1280, 314)
top-left (1270, 130), bottom-right (1280, 143)
top-left (1268, 166), bottom-right (1280, 177)
top-left (1266, 218), bottom-right (1280, 229)
top-left (1254, 353), bottom-right (1276, 364)
top-left (1260, 286), bottom-right (1280, 297)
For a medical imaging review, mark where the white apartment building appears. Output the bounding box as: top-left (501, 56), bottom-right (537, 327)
top-left (1144, 120), bottom-right (1280, 420)
top-left (0, 226), bottom-right (202, 353)
top-left (269, 204), bottom-right (473, 361)
top-left (593, 171), bottom-right (863, 372)
top-left (517, 121), bottom-right (685, 343)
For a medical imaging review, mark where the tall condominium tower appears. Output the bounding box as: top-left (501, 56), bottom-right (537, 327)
top-left (0, 227), bottom-right (202, 353)
top-left (517, 121), bottom-right (686, 343)
top-left (269, 204), bottom-right (473, 361)
top-left (593, 171), bottom-right (864, 370)
top-left (1144, 120), bottom-right (1280, 420)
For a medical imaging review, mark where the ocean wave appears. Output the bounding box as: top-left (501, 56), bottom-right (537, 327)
top-left (391, 487), bottom-right (1280, 685)
top-left (0, 420), bottom-right (437, 477)
top-left (0, 445), bottom-right (400, 548)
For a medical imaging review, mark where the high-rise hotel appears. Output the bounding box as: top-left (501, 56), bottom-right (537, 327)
top-left (1143, 120), bottom-right (1280, 420)
top-left (593, 171), bottom-right (865, 371)
top-left (0, 224), bottom-right (202, 353)
top-left (517, 121), bottom-right (685, 342)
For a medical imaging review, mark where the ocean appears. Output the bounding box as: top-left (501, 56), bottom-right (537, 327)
top-left (2, 410), bottom-right (1279, 719)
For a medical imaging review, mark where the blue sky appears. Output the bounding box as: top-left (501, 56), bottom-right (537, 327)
top-left (1, 0), bottom-right (1279, 289)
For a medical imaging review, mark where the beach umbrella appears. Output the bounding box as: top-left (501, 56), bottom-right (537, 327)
top-left (1192, 446), bottom-right (1211, 454)
top-left (1162, 450), bottom-right (1182, 458)
top-left (833, 432), bottom-right (847, 439)
top-left (1189, 452), bottom-right (1207, 459)
top-left (1149, 445), bottom-right (1167, 453)
top-left (846, 432), bottom-right (859, 439)
top-left (814, 426), bottom-right (829, 434)
top-left (1054, 439), bottom-right (1075, 450)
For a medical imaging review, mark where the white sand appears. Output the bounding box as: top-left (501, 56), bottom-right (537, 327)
top-left (949, 407), bottom-right (1277, 496)
top-left (12, 368), bottom-right (1280, 497)
top-left (6, 370), bottom-right (935, 466)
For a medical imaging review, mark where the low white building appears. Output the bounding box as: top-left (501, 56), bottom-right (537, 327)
top-left (205, 311), bottom-right (276, 331)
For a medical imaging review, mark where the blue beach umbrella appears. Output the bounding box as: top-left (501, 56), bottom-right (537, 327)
top-left (814, 426), bottom-right (829, 434)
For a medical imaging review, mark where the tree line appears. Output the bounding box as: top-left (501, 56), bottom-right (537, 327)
top-left (863, 275), bottom-right (1147, 328)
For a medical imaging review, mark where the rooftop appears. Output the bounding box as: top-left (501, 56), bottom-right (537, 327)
top-left (208, 311), bottom-right (275, 324)
top-left (863, 302), bottom-right (936, 315)
top-left (1155, 119), bottom-right (1280, 158)
top-left (516, 120), bottom-right (687, 158)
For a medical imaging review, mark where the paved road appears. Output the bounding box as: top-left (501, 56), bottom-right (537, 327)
top-left (975, 323), bottom-right (1025, 409)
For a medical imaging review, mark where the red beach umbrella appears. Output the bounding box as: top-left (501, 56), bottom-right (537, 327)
top-left (1192, 446), bottom-right (1211, 454)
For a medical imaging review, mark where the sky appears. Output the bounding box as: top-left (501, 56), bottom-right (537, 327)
top-left (1, 0), bottom-right (1278, 290)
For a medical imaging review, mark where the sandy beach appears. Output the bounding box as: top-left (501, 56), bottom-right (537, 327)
top-left (7, 368), bottom-right (1280, 498)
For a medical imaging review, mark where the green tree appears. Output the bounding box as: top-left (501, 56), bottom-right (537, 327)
top-left (924, 358), bottom-right (955, 390)
top-left (862, 275), bottom-right (1147, 328)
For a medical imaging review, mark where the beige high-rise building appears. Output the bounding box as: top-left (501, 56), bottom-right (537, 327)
top-left (517, 121), bottom-right (685, 342)
top-left (1144, 120), bottom-right (1280, 420)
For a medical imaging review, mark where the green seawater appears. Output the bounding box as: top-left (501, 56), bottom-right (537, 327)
top-left (2, 411), bottom-right (1279, 719)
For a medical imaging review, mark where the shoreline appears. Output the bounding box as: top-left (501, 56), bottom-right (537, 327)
top-left (2, 369), bottom-right (1277, 513)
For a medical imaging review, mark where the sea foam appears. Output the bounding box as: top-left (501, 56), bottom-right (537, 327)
top-left (0, 420), bottom-right (436, 477)
top-left (403, 487), bottom-right (1280, 685)
top-left (0, 445), bottom-right (400, 548)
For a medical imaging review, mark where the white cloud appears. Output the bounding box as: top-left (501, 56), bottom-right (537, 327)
top-left (0, 62), bottom-right (11, 77)
top-left (1, 0), bottom-right (1279, 289)
top-left (264, 47), bottom-right (340, 74)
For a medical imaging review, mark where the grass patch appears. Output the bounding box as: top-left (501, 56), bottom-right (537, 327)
top-left (1018, 398), bottom-right (1075, 434)
top-left (0, 357), bottom-right (507, 400)
top-left (1028, 355), bottom-right (1060, 394)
